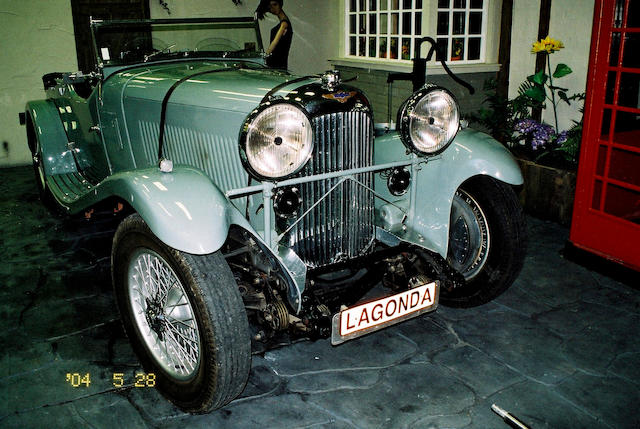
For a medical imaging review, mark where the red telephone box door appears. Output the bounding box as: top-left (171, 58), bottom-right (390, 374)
top-left (570, 0), bottom-right (640, 271)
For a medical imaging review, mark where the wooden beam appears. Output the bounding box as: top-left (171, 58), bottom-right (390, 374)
top-left (532, 0), bottom-right (552, 121)
top-left (497, 0), bottom-right (513, 99)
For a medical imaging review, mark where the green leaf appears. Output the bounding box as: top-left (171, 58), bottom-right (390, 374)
top-left (558, 91), bottom-right (571, 105)
top-left (553, 63), bottom-right (572, 78)
top-left (525, 86), bottom-right (546, 102)
top-left (528, 70), bottom-right (548, 85)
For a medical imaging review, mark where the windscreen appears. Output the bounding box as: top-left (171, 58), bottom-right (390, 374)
top-left (92, 18), bottom-right (262, 66)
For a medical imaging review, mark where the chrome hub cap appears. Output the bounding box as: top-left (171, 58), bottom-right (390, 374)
top-left (447, 189), bottom-right (490, 280)
top-left (128, 249), bottom-right (201, 379)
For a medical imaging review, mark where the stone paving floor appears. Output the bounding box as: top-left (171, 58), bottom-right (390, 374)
top-left (1, 165), bottom-right (639, 429)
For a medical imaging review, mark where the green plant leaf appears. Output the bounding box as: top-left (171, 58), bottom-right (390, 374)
top-left (528, 70), bottom-right (548, 85)
top-left (525, 86), bottom-right (546, 102)
top-left (558, 90), bottom-right (571, 105)
top-left (553, 63), bottom-right (572, 78)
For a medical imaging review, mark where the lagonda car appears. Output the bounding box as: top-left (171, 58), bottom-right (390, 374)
top-left (22, 16), bottom-right (527, 412)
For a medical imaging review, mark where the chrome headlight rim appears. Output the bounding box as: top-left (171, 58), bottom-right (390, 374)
top-left (397, 85), bottom-right (460, 156)
top-left (239, 100), bottom-right (314, 181)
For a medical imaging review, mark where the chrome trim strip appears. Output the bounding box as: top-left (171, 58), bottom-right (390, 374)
top-left (225, 158), bottom-right (427, 198)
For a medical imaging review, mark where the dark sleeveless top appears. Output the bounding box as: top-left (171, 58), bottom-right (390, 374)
top-left (266, 19), bottom-right (293, 70)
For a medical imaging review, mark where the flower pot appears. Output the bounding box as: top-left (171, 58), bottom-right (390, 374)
top-left (517, 158), bottom-right (576, 226)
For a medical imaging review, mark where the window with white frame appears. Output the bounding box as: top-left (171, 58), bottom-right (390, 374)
top-left (345, 0), bottom-right (488, 64)
top-left (436, 0), bottom-right (487, 62)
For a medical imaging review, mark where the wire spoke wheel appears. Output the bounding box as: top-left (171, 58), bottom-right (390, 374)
top-left (113, 214), bottom-right (251, 412)
top-left (128, 249), bottom-right (201, 380)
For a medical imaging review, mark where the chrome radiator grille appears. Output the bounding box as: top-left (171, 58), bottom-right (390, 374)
top-left (288, 111), bottom-right (375, 268)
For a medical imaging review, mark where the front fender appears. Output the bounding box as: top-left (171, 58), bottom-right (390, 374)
top-left (375, 128), bottom-right (523, 257)
top-left (25, 100), bottom-right (77, 175)
top-left (99, 166), bottom-right (246, 254)
top-left (98, 166), bottom-right (304, 311)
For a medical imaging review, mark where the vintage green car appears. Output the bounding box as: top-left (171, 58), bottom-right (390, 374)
top-left (23, 17), bottom-right (526, 412)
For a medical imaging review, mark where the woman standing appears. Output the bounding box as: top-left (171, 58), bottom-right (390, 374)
top-left (256, 0), bottom-right (293, 70)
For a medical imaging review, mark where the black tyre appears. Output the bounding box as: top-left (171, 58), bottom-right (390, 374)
top-left (112, 214), bottom-right (251, 412)
top-left (443, 176), bottom-right (527, 307)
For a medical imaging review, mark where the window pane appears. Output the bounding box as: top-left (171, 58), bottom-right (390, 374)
top-left (437, 12), bottom-right (449, 35)
top-left (453, 0), bottom-right (466, 8)
top-left (369, 0), bottom-right (378, 11)
top-left (369, 37), bottom-right (377, 56)
top-left (606, 71), bottom-right (616, 104)
top-left (403, 0), bottom-right (412, 8)
top-left (468, 37), bottom-right (480, 59)
top-left (350, 15), bottom-right (356, 34)
top-left (453, 11), bottom-right (465, 35)
top-left (359, 36), bottom-right (367, 55)
top-left (603, 184), bottom-right (640, 224)
top-left (452, 37), bottom-right (464, 60)
top-left (592, 179), bottom-right (603, 209)
top-left (402, 12), bottom-right (412, 34)
top-left (402, 38), bottom-right (411, 60)
top-left (350, 0), bottom-right (357, 12)
top-left (618, 72), bottom-right (640, 109)
top-left (596, 145), bottom-right (607, 176)
top-left (438, 0), bottom-right (449, 8)
top-left (470, 0), bottom-right (483, 8)
top-left (415, 12), bottom-right (422, 34)
top-left (622, 33), bottom-right (640, 68)
top-left (469, 12), bottom-right (482, 34)
top-left (381, 13), bottom-right (388, 33)
top-left (610, 148), bottom-right (640, 187)
top-left (436, 38), bottom-right (448, 61)
top-left (380, 0), bottom-right (388, 11)
top-left (601, 109), bottom-right (612, 138)
top-left (391, 13), bottom-right (399, 34)
top-left (627, 0), bottom-right (639, 28)
top-left (416, 0), bottom-right (422, 8)
top-left (370, 13), bottom-right (377, 33)
top-left (610, 32), bottom-right (621, 66)
top-left (614, 0), bottom-right (624, 27)
top-left (360, 0), bottom-right (367, 11)
top-left (614, 111), bottom-right (640, 148)
top-left (350, 37), bottom-right (356, 55)
top-left (360, 14), bottom-right (366, 33)
top-left (391, 0), bottom-right (400, 9)
top-left (390, 38), bottom-right (399, 59)
top-left (380, 37), bottom-right (388, 58)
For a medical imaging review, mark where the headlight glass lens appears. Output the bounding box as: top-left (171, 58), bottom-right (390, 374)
top-left (245, 104), bottom-right (313, 178)
top-left (401, 88), bottom-right (459, 154)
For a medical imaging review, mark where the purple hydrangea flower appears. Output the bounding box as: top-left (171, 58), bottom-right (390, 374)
top-left (515, 119), bottom-right (556, 150)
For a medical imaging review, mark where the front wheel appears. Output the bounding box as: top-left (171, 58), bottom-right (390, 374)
top-left (443, 176), bottom-right (527, 307)
top-left (112, 214), bottom-right (251, 412)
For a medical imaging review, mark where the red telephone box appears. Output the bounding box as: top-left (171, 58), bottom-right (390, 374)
top-left (570, 0), bottom-right (640, 271)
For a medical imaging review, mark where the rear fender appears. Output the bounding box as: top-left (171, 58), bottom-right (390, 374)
top-left (376, 128), bottom-right (523, 257)
top-left (25, 100), bottom-right (77, 175)
top-left (101, 166), bottom-right (304, 311)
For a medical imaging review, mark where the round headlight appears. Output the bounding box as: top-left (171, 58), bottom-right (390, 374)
top-left (398, 86), bottom-right (459, 155)
top-left (242, 103), bottom-right (313, 179)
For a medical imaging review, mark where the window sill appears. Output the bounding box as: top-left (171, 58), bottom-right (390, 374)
top-left (329, 57), bottom-right (501, 75)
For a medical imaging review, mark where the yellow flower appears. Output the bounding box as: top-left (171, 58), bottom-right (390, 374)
top-left (531, 36), bottom-right (564, 54)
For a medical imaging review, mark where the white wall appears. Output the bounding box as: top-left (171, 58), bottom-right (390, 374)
top-left (509, 0), bottom-right (595, 132)
top-left (0, 0), bottom-right (78, 167)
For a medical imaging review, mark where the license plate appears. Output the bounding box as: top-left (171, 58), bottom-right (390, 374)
top-left (331, 281), bottom-right (439, 345)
